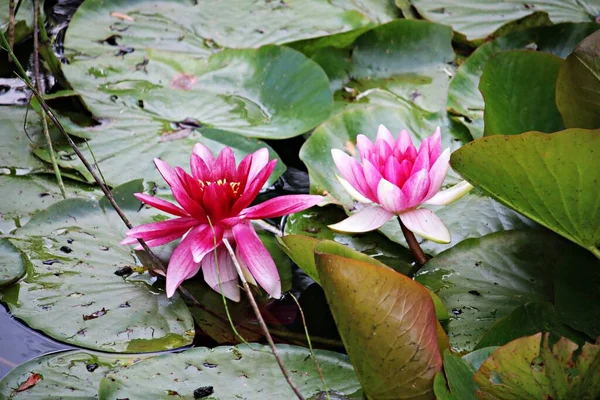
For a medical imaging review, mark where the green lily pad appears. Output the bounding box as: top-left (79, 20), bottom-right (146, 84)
top-left (341, 19), bottom-right (455, 113)
top-left (475, 301), bottom-right (590, 349)
top-left (448, 23), bottom-right (599, 139)
top-left (0, 238), bottom-right (25, 287)
top-left (284, 206), bottom-right (414, 275)
top-left (378, 188), bottom-right (538, 256)
top-left (434, 351), bottom-right (477, 400)
top-left (411, 0), bottom-right (599, 42)
top-left (315, 241), bottom-right (442, 399)
top-left (480, 50), bottom-right (565, 136)
top-left (462, 347), bottom-right (499, 372)
top-left (0, 180), bottom-right (195, 352)
top-left (416, 230), bottom-right (560, 353)
top-left (66, 0), bottom-right (395, 58)
top-left (474, 333), bottom-right (600, 399)
top-left (0, 350), bottom-right (150, 399)
top-left (0, 174), bottom-right (100, 234)
top-left (98, 344), bottom-right (361, 399)
top-left (451, 129), bottom-right (600, 257)
top-left (556, 29), bottom-right (600, 129)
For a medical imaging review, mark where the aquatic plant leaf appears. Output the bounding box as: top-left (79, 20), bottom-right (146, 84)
top-left (474, 333), bottom-right (600, 399)
top-left (97, 344), bottom-right (361, 399)
top-left (447, 23), bottom-right (599, 139)
top-left (411, 0), bottom-right (599, 42)
top-left (556, 29), bottom-right (600, 129)
top-left (480, 50), bottom-right (565, 136)
top-left (0, 238), bottom-right (25, 287)
top-left (0, 180), bottom-right (194, 352)
top-left (315, 243), bottom-right (442, 399)
top-left (451, 129), bottom-right (600, 257)
top-left (433, 351), bottom-right (477, 400)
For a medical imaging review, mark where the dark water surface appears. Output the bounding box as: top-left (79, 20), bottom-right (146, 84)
top-left (0, 306), bottom-right (71, 379)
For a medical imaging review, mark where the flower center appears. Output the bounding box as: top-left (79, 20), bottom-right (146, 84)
top-left (198, 179), bottom-right (241, 195)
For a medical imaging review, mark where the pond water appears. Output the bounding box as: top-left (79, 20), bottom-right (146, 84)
top-left (0, 306), bottom-right (70, 379)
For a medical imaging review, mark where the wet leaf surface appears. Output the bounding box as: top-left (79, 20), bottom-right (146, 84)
top-left (98, 344), bottom-right (361, 399)
top-left (0, 238), bottom-right (26, 287)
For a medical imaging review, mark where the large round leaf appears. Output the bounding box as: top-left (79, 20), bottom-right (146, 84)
top-left (98, 344), bottom-right (361, 399)
top-left (451, 129), bottom-right (600, 257)
top-left (448, 23), bottom-right (599, 139)
top-left (0, 181), bottom-right (195, 352)
top-left (416, 230), bottom-right (559, 353)
top-left (0, 174), bottom-right (100, 234)
top-left (556, 30), bottom-right (600, 129)
top-left (315, 241), bottom-right (442, 400)
top-left (66, 0), bottom-right (395, 58)
top-left (340, 19), bottom-right (455, 112)
top-left (378, 188), bottom-right (538, 256)
top-left (0, 238), bottom-right (25, 287)
top-left (0, 350), bottom-right (149, 399)
top-left (411, 0), bottom-right (600, 42)
top-left (480, 50), bottom-right (564, 136)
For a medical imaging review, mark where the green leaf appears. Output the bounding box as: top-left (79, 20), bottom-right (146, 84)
top-left (448, 23), bottom-right (599, 139)
top-left (434, 351), bottom-right (477, 400)
top-left (0, 175), bottom-right (100, 234)
top-left (378, 188), bottom-right (538, 256)
top-left (451, 129), bottom-right (600, 257)
top-left (98, 344), bottom-right (361, 399)
top-left (416, 230), bottom-right (558, 353)
top-left (480, 50), bottom-right (565, 136)
top-left (474, 333), bottom-right (600, 400)
top-left (0, 181), bottom-right (194, 352)
top-left (0, 350), bottom-right (150, 399)
top-left (66, 0), bottom-right (395, 56)
top-left (411, 0), bottom-right (599, 42)
top-left (556, 30), bottom-right (600, 129)
top-left (315, 244), bottom-right (442, 399)
top-left (284, 206), bottom-right (414, 275)
top-left (0, 238), bottom-right (25, 287)
top-left (475, 301), bottom-right (590, 349)
top-left (343, 19), bottom-right (455, 112)
top-left (462, 347), bottom-right (499, 372)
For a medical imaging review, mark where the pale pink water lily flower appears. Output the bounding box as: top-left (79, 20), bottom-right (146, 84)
top-left (121, 144), bottom-right (323, 301)
top-left (329, 125), bottom-right (472, 243)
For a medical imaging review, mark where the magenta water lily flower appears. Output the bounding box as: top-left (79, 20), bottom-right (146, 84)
top-left (329, 125), bottom-right (472, 243)
top-left (121, 144), bottom-right (323, 301)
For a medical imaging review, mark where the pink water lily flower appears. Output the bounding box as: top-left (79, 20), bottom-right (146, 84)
top-left (121, 144), bottom-right (323, 301)
top-left (329, 125), bottom-right (472, 243)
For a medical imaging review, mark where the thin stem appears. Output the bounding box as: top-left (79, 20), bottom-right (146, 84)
top-left (398, 216), bottom-right (429, 275)
top-left (33, 0), bottom-right (67, 199)
top-left (8, 0), bottom-right (14, 63)
top-left (222, 238), bottom-right (305, 400)
top-left (290, 293), bottom-right (330, 400)
top-left (252, 219), bottom-right (282, 236)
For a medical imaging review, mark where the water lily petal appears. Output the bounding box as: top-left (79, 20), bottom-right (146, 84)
top-left (134, 193), bottom-right (189, 217)
top-left (376, 124), bottom-right (395, 147)
top-left (336, 175), bottom-right (372, 203)
top-left (331, 149), bottom-right (356, 186)
top-left (193, 143), bottom-right (216, 169)
top-left (399, 208), bottom-right (450, 244)
top-left (247, 148), bottom-right (270, 184)
top-left (171, 186), bottom-right (207, 221)
top-left (428, 127), bottom-right (442, 161)
top-left (190, 224), bottom-right (223, 263)
top-left (123, 217), bottom-right (198, 240)
top-left (362, 158), bottom-right (383, 194)
top-left (411, 144), bottom-right (430, 175)
top-left (190, 153), bottom-right (211, 182)
top-left (232, 159), bottom-right (277, 214)
top-left (232, 222), bottom-right (281, 299)
top-left (202, 245), bottom-right (240, 302)
top-left (235, 245), bottom-right (258, 286)
top-left (166, 232), bottom-right (201, 298)
top-left (215, 147), bottom-right (236, 182)
top-left (377, 178), bottom-right (407, 213)
top-left (402, 169), bottom-right (430, 207)
top-left (356, 134), bottom-right (375, 160)
top-left (396, 129), bottom-right (413, 154)
top-left (154, 158), bottom-right (181, 189)
top-left (242, 195), bottom-right (323, 219)
top-left (424, 148), bottom-right (450, 201)
top-left (350, 157), bottom-right (374, 200)
top-left (328, 205), bottom-right (394, 233)
top-left (425, 180), bottom-right (474, 206)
